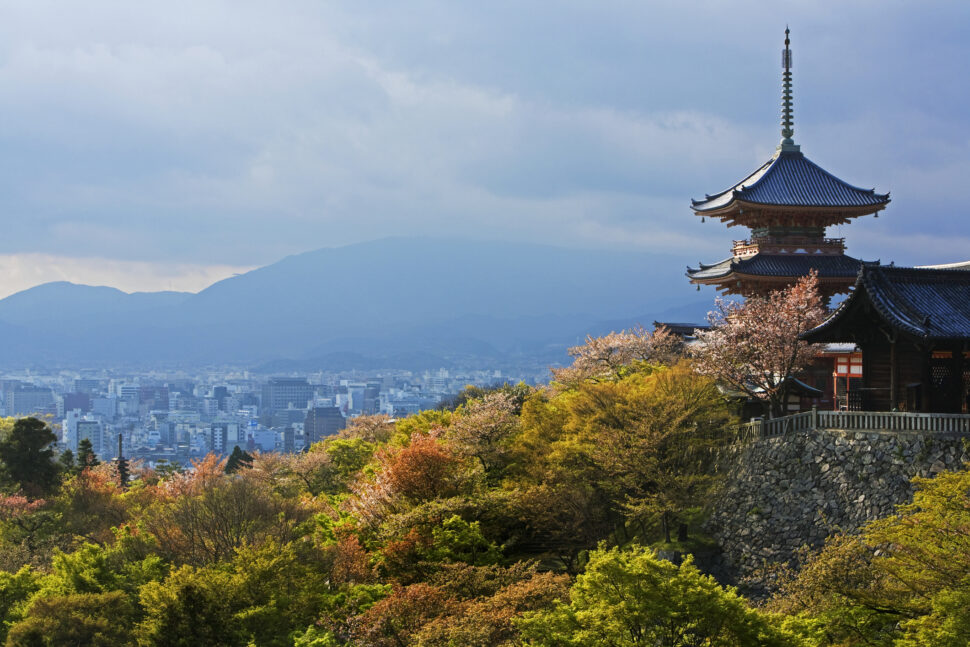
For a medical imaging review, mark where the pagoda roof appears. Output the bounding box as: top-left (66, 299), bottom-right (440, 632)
top-left (803, 264), bottom-right (970, 342)
top-left (687, 253), bottom-right (864, 282)
top-left (691, 149), bottom-right (890, 214)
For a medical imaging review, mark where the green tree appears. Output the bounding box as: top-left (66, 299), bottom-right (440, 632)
top-left (34, 541), bottom-right (166, 600)
top-left (292, 626), bottom-right (339, 646)
top-left (510, 362), bottom-right (732, 557)
top-left (5, 590), bottom-right (136, 647)
top-left (324, 438), bottom-right (376, 489)
top-left (518, 544), bottom-right (794, 647)
top-left (224, 446), bottom-right (253, 474)
top-left (136, 565), bottom-right (241, 647)
top-left (151, 459), bottom-right (184, 481)
top-left (57, 449), bottom-right (75, 474)
top-left (772, 465), bottom-right (970, 646)
top-left (0, 567), bottom-right (40, 644)
top-left (424, 515), bottom-right (502, 566)
top-left (136, 543), bottom-right (338, 647)
top-left (75, 438), bottom-right (100, 472)
top-left (0, 418), bottom-right (61, 497)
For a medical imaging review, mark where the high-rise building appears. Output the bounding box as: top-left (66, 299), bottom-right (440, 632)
top-left (63, 392), bottom-right (92, 414)
top-left (261, 378), bottom-right (313, 416)
top-left (77, 420), bottom-right (105, 458)
top-left (91, 396), bottom-right (118, 420)
top-left (212, 386), bottom-right (229, 410)
top-left (362, 382), bottom-right (381, 415)
top-left (208, 421), bottom-right (241, 454)
top-left (72, 378), bottom-right (102, 395)
top-left (304, 406), bottom-right (346, 446)
top-left (6, 385), bottom-right (55, 416)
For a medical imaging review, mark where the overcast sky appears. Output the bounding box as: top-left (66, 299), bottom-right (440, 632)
top-left (0, 1), bottom-right (968, 297)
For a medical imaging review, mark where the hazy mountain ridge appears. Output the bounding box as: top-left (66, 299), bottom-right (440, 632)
top-left (0, 238), bottom-right (709, 368)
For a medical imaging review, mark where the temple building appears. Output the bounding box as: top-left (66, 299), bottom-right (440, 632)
top-left (803, 264), bottom-right (970, 414)
top-left (687, 30), bottom-right (890, 299)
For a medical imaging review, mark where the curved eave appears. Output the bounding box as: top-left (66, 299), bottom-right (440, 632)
top-left (692, 199), bottom-right (890, 224)
top-left (841, 266), bottom-right (970, 341)
top-left (688, 253), bottom-right (864, 282)
top-left (859, 269), bottom-right (932, 339)
top-left (691, 157), bottom-right (775, 213)
top-left (691, 149), bottom-right (891, 215)
top-left (800, 276), bottom-right (867, 343)
top-left (801, 263), bottom-right (937, 343)
top-left (686, 258), bottom-right (733, 281)
top-left (688, 271), bottom-right (859, 286)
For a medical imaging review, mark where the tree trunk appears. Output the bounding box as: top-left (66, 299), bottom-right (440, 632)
top-left (662, 510), bottom-right (671, 543)
top-left (677, 522), bottom-right (689, 542)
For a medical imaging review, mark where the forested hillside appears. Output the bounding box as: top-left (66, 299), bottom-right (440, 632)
top-left (1, 332), bottom-right (968, 646)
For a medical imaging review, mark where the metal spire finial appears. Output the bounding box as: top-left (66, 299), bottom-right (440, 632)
top-left (779, 26), bottom-right (799, 152)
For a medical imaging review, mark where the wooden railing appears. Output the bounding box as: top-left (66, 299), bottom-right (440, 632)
top-left (731, 237), bottom-right (846, 257)
top-left (737, 409), bottom-right (970, 442)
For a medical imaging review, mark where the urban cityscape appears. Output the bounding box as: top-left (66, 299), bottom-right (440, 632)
top-left (0, 366), bottom-right (537, 466)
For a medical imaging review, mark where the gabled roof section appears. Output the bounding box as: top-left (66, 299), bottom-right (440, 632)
top-left (691, 150), bottom-right (890, 213)
top-left (803, 265), bottom-right (970, 342)
top-left (687, 253), bottom-right (863, 281)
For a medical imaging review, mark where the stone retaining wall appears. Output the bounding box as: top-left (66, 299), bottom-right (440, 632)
top-left (706, 429), bottom-right (970, 583)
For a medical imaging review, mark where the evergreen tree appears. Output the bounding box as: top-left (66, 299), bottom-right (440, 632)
top-left (0, 417), bottom-right (61, 497)
top-left (75, 438), bottom-right (100, 472)
top-left (224, 446), bottom-right (253, 474)
top-left (58, 449), bottom-right (75, 474)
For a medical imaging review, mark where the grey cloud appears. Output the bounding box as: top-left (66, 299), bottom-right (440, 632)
top-left (0, 0), bottom-right (966, 271)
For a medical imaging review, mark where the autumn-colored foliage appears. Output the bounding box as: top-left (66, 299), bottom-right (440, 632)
top-left (349, 583), bottom-right (456, 647)
top-left (57, 466), bottom-right (129, 545)
top-left (349, 432), bottom-right (465, 527)
top-left (3, 334), bottom-right (967, 647)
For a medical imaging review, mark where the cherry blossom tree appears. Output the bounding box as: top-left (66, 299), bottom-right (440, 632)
top-left (446, 392), bottom-right (519, 479)
top-left (692, 272), bottom-right (827, 418)
top-left (551, 325), bottom-right (682, 387)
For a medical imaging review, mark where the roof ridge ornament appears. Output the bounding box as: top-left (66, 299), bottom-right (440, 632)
top-left (779, 27), bottom-right (800, 153)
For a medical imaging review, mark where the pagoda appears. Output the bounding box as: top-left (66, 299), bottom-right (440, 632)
top-left (687, 29), bottom-right (890, 299)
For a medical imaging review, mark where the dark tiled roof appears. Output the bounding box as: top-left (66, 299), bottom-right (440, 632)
top-left (691, 150), bottom-right (890, 212)
top-left (687, 254), bottom-right (863, 281)
top-left (804, 265), bottom-right (970, 341)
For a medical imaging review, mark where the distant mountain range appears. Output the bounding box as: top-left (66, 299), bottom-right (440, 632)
top-left (0, 238), bottom-right (713, 369)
